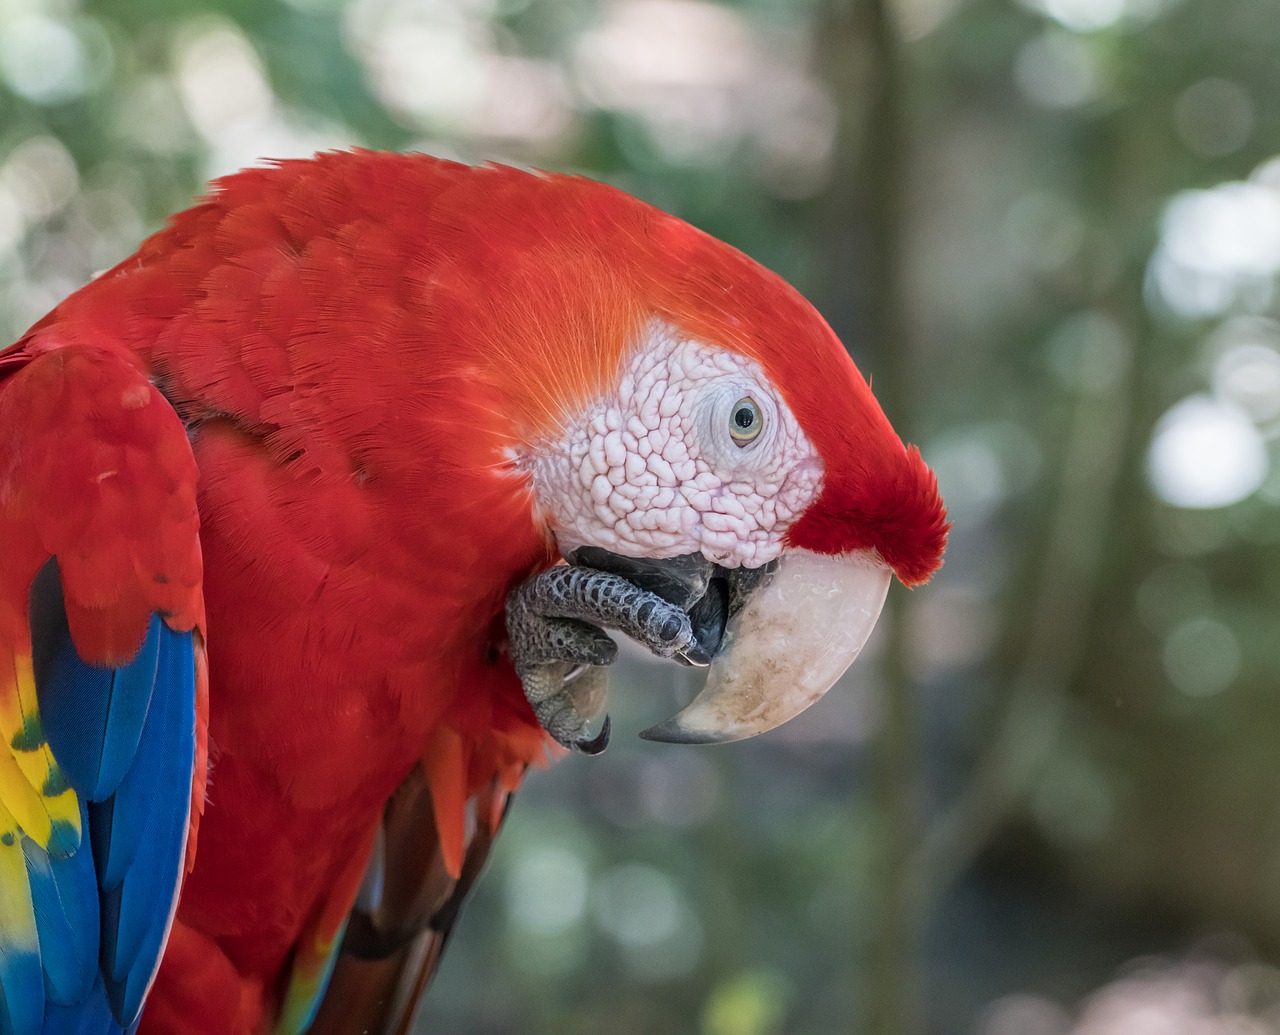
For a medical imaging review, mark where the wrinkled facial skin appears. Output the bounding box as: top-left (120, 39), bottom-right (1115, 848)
top-left (527, 322), bottom-right (824, 569)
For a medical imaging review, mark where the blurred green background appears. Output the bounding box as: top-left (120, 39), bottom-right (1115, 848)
top-left (4, 0), bottom-right (1280, 1031)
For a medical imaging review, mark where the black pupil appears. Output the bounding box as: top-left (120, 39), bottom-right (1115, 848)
top-left (734, 406), bottom-right (756, 430)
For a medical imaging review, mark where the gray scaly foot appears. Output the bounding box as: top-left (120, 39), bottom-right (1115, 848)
top-left (506, 565), bottom-right (694, 752)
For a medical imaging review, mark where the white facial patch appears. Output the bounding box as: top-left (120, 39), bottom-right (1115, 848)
top-left (525, 322), bottom-right (823, 568)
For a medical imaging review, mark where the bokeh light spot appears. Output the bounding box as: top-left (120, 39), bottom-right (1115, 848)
top-left (976, 993), bottom-right (1071, 1035)
top-left (593, 861), bottom-right (703, 980)
top-left (1210, 321), bottom-right (1280, 423)
top-left (0, 186), bottom-right (25, 259)
top-left (1045, 310), bottom-right (1131, 394)
top-left (0, 15), bottom-right (89, 104)
top-left (1014, 30), bottom-right (1104, 109)
top-left (592, 862), bottom-right (682, 949)
top-left (2, 136), bottom-right (78, 222)
top-left (1150, 182), bottom-right (1280, 318)
top-left (505, 844), bottom-right (588, 935)
top-left (1146, 395), bottom-right (1267, 509)
top-left (1020, 0), bottom-right (1171, 30)
top-left (928, 423), bottom-right (1041, 524)
top-left (176, 24), bottom-right (275, 142)
top-left (1003, 191), bottom-right (1086, 274)
top-left (1174, 78), bottom-right (1255, 158)
top-left (1021, 0), bottom-right (1124, 31)
top-left (702, 969), bottom-right (791, 1035)
top-left (1162, 615), bottom-right (1241, 697)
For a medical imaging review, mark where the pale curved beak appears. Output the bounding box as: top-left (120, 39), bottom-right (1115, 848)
top-left (639, 549), bottom-right (891, 745)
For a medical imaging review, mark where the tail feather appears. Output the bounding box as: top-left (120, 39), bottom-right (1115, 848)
top-left (303, 766), bottom-right (513, 1035)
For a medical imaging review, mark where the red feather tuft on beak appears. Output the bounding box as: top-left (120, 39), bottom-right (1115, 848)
top-left (786, 442), bottom-right (949, 587)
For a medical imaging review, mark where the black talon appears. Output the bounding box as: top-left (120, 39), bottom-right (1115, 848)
top-left (574, 714), bottom-right (611, 755)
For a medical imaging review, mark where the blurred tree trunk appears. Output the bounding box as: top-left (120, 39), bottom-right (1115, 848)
top-left (817, 2), bottom-right (922, 1034)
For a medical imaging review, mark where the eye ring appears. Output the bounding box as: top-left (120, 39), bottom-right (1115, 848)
top-left (729, 396), bottom-right (764, 446)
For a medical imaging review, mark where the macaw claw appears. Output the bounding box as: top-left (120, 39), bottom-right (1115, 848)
top-left (506, 565), bottom-right (694, 751)
top-left (574, 714), bottom-right (612, 756)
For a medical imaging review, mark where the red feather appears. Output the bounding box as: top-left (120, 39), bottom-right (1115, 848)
top-left (3, 150), bottom-right (945, 1031)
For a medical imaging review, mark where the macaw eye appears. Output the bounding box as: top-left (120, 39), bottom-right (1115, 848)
top-left (729, 397), bottom-right (763, 446)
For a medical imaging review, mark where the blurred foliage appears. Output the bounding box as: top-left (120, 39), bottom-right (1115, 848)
top-left (5, 0), bottom-right (1280, 1032)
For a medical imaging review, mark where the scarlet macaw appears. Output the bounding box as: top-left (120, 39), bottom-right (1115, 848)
top-left (0, 151), bottom-right (947, 1034)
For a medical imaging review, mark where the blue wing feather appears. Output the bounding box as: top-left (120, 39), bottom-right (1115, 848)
top-left (44, 980), bottom-right (130, 1035)
top-left (33, 573), bottom-right (163, 803)
top-left (0, 561), bottom-right (197, 1035)
top-left (0, 941), bottom-right (43, 1035)
top-left (97, 624), bottom-right (195, 1024)
top-left (23, 799), bottom-right (98, 1004)
top-left (90, 629), bottom-right (194, 896)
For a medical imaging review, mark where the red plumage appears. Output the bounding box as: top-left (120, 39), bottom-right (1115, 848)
top-left (1, 150), bottom-right (946, 1033)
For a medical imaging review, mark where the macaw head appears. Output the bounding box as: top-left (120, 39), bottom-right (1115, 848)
top-left (475, 168), bottom-right (949, 744)
top-left (27, 150), bottom-right (943, 750)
